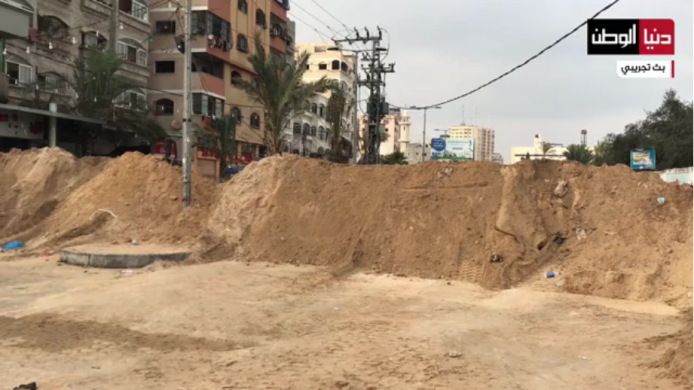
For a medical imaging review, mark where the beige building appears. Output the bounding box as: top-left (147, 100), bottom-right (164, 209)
top-left (448, 125), bottom-right (495, 161)
top-left (292, 43), bottom-right (356, 157)
top-left (491, 153), bottom-right (504, 164)
top-left (357, 108), bottom-right (411, 156)
top-left (510, 134), bottom-right (568, 164)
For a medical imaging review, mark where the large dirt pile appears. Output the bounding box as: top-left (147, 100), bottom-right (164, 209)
top-left (0, 150), bottom-right (219, 251)
top-left (208, 156), bottom-right (692, 301)
top-left (0, 148), bottom-right (106, 239)
top-left (648, 310), bottom-right (693, 388)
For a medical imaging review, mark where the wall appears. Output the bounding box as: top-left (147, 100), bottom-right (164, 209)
top-left (659, 167), bottom-right (693, 185)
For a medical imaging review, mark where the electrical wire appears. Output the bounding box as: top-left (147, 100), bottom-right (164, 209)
top-left (290, 13), bottom-right (332, 43)
top-left (397, 0), bottom-right (622, 110)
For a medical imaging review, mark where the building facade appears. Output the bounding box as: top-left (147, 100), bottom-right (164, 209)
top-left (491, 152), bottom-right (504, 164)
top-left (293, 43), bottom-right (355, 157)
top-left (357, 108), bottom-right (411, 156)
top-left (448, 125), bottom-right (495, 161)
top-left (1, 0), bottom-right (151, 153)
top-left (148, 0), bottom-right (293, 179)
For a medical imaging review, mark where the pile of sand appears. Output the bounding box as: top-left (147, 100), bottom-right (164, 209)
top-left (1, 149), bottom-right (691, 304)
top-left (648, 310), bottom-right (693, 388)
top-left (0, 148), bottom-right (106, 240)
top-left (208, 155), bottom-right (693, 301)
top-left (0, 150), bottom-right (218, 251)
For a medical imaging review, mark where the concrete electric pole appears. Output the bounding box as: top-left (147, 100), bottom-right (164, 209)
top-left (181, 0), bottom-right (192, 207)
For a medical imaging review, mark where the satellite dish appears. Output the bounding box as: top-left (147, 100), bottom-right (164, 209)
top-left (171, 119), bottom-right (182, 130)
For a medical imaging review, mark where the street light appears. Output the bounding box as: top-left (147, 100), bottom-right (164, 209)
top-left (409, 106), bottom-right (442, 162)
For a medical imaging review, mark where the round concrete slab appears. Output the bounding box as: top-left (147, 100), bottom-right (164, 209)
top-left (60, 244), bottom-right (192, 269)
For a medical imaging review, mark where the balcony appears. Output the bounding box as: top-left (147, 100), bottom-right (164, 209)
top-left (192, 54), bottom-right (225, 96)
top-left (190, 11), bottom-right (232, 63)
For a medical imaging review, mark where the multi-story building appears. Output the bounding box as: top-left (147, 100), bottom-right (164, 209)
top-left (448, 125), bottom-right (495, 161)
top-left (357, 108), bottom-right (411, 156)
top-left (491, 152), bottom-right (504, 165)
top-left (293, 43), bottom-right (355, 158)
top-left (1, 0), bottom-right (151, 153)
top-left (148, 0), bottom-right (293, 178)
top-left (289, 95), bottom-right (330, 156)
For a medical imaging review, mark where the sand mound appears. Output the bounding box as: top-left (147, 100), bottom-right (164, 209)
top-left (2, 150), bottom-right (691, 303)
top-left (208, 156), bottom-right (693, 300)
top-left (0, 149), bottom-right (219, 251)
top-left (648, 310), bottom-right (693, 388)
top-left (0, 148), bottom-right (106, 240)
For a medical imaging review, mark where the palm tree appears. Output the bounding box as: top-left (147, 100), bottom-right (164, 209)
top-left (326, 83), bottom-right (352, 162)
top-left (541, 142), bottom-right (554, 158)
top-left (236, 38), bottom-right (333, 155)
top-left (563, 144), bottom-right (595, 164)
top-left (196, 114), bottom-right (237, 178)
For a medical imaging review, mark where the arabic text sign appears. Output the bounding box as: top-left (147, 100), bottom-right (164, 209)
top-left (630, 148), bottom-right (656, 170)
top-left (588, 19), bottom-right (675, 55)
top-left (617, 60), bottom-right (674, 78)
top-left (430, 138), bottom-right (474, 161)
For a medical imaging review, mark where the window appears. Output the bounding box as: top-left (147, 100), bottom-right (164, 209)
top-left (193, 94), bottom-right (224, 117)
top-left (155, 99), bottom-right (174, 115)
top-left (116, 39), bottom-right (147, 66)
top-left (341, 62), bottom-right (349, 72)
top-left (311, 126), bottom-right (317, 137)
top-left (318, 126), bottom-right (325, 140)
top-left (231, 107), bottom-right (242, 120)
top-left (155, 61), bottom-right (175, 73)
top-left (318, 63), bottom-right (327, 70)
top-left (82, 32), bottom-right (106, 51)
top-left (115, 90), bottom-right (146, 109)
top-left (311, 103), bottom-right (317, 114)
top-left (318, 104), bottom-right (325, 118)
top-left (5, 60), bottom-right (33, 86)
top-left (331, 60), bottom-right (340, 70)
top-left (237, 34), bottom-right (248, 53)
top-left (38, 15), bottom-right (69, 38)
top-left (38, 75), bottom-right (67, 93)
top-left (293, 123), bottom-right (301, 134)
top-left (120, 0), bottom-right (148, 21)
top-left (256, 9), bottom-right (266, 29)
top-left (302, 123), bottom-right (310, 136)
top-left (231, 70), bottom-right (242, 86)
top-left (192, 56), bottom-right (224, 79)
top-left (250, 113), bottom-right (260, 128)
top-left (156, 21), bottom-right (176, 34)
top-left (305, 64), bottom-right (310, 70)
top-left (238, 0), bottom-right (248, 13)
top-left (303, 102), bottom-right (310, 112)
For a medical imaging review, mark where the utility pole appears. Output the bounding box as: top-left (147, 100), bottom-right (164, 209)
top-left (108, 0), bottom-right (120, 52)
top-left (181, 0), bottom-right (192, 207)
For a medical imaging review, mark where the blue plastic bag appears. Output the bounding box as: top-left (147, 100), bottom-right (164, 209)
top-left (1, 241), bottom-right (25, 251)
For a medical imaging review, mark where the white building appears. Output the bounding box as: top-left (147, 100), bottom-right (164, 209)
top-left (358, 108), bottom-right (411, 156)
top-left (288, 43), bottom-right (356, 158)
top-left (510, 134), bottom-right (567, 164)
top-left (448, 125), bottom-right (495, 161)
top-left (491, 153), bottom-right (504, 164)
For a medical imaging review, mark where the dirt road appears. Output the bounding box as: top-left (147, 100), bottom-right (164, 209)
top-left (0, 256), bottom-right (685, 389)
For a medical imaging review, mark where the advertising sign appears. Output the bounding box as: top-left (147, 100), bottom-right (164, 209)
top-left (630, 148), bottom-right (656, 170)
top-left (431, 138), bottom-right (474, 161)
top-left (587, 19), bottom-right (675, 55)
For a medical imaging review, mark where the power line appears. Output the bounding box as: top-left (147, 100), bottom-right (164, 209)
top-left (307, 0), bottom-right (351, 32)
top-left (393, 0), bottom-right (622, 110)
top-left (290, 0), bottom-right (342, 39)
top-left (290, 14), bottom-right (332, 43)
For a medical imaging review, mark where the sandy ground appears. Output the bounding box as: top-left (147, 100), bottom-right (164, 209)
top-left (0, 255), bottom-right (686, 390)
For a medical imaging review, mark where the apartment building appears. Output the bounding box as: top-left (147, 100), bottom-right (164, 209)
top-left (357, 108), bottom-right (411, 156)
top-left (148, 0), bottom-right (293, 178)
top-left (293, 43), bottom-right (355, 158)
top-left (1, 0), bottom-right (150, 153)
top-left (448, 125), bottom-right (495, 161)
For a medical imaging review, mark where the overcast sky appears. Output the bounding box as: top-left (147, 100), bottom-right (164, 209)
top-left (290, 0), bottom-right (693, 162)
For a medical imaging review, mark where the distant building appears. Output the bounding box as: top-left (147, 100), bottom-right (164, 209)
top-left (510, 134), bottom-right (567, 164)
top-left (491, 153), bottom-right (504, 164)
top-left (358, 109), bottom-right (411, 156)
top-left (405, 142), bottom-right (429, 165)
top-left (448, 125), bottom-right (495, 161)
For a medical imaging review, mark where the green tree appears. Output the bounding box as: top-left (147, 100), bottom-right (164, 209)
top-left (596, 90), bottom-right (693, 169)
top-left (381, 150), bottom-right (408, 165)
top-left (237, 38), bottom-right (333, 155)
top-left (71, 50), bottom-right (166, 142)
top-left (563, 144), bottom-right (594, 164)
top-left (196, 114), bottom-right (237, 177)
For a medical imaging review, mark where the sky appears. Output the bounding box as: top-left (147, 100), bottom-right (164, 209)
top-left (289, 0), bottom-right (693, 162)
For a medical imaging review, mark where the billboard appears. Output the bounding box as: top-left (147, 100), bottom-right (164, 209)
top-left (431, 138), bottom-right (474, 161)
top-left (630, 148), bottom-right (656, 170)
